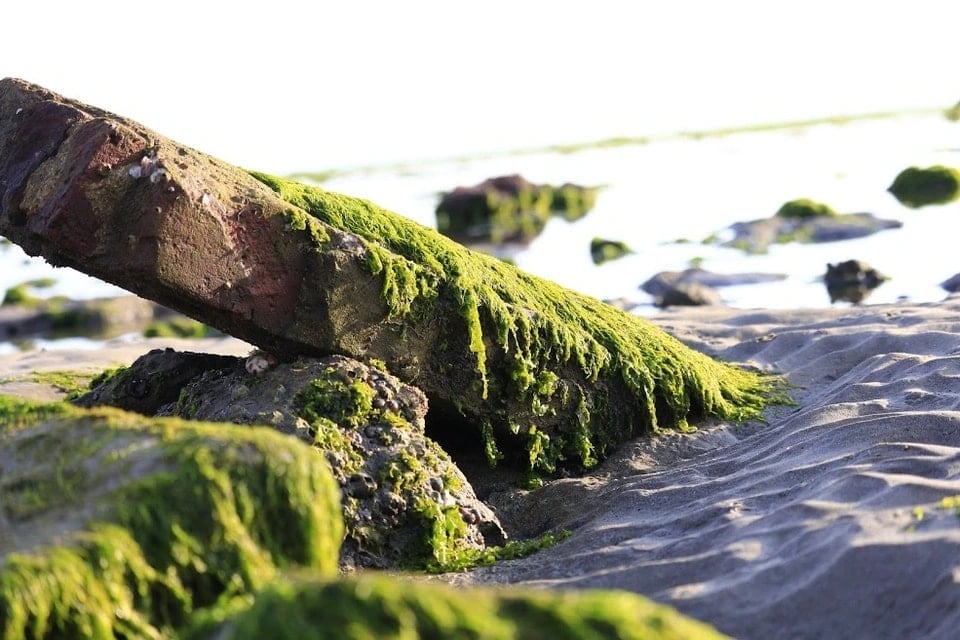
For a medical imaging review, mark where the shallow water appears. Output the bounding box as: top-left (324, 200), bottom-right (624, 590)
top-left (323, 114), bottom-right (960, 315)
top-left (2, 113), bottom-right (958, 351)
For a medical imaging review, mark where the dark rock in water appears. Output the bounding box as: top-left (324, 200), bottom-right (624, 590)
top-left (435, 174), bottom-right (598, 247)
top-left (941, 273), bottom-right (960, 293)
top-left (0, 77), bottom-right (785, 478)
top-left (642, 267), bottom-right (792, 308)
top-left (887, 165), bottom-right (960, 208)
top-left (824, 259), bottom-right (888, 304)
top-left (0, 295), bottom-right (201, 343)
top-left (641, 267), bottom-right (786, 297)
top-left (75, 349), bottom-right (506, 571)
top-left (653, 283), bottom-right (724, 308)
top-left (590, 237), bottom-right (633, 265)
top-left (717, 211), bottom-right (902, 254)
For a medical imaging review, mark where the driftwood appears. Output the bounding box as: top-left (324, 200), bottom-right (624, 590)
top-left (0, 78), bottom-right (783, 472)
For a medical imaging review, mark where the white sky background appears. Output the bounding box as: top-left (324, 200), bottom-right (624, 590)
top-left (1, 1), bottom-right (959, 174)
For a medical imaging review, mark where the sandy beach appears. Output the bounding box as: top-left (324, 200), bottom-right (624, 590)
top-left (442, 295), bottom-right (960, 639)
top-left (4, 298), bottom-right (960, 638)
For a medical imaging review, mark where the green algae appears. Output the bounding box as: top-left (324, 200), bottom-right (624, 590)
top-left (143, 316), bottom-right (217, 339)
top-left (888, 165), bottom-right (960, 208)
top-left (1, 278), bottom-right (57, 307)
top-left (184, 571), bottom-right (729, 640)
top-left (295, 369), bottom-right (376, 429)
top-left (86, 366), bottom-right (128, 392)
top-left (0, 397), bottom-right (343, 639)
top-left (775, 198), bottom-right (837, 219)
top-left (250, 172), bottom-right (788, 474)
top-left (426, 529), bottom-right (571, 574)
top-left (589, 237), bottom-right (633, 265)
top-left (293, 365), bottom-right (483, 570)
top-left (0, 395), bottom-right (72, 430)
top-left (433, 178), bottom-right (597, 245)
top-left (0, 370), bottom-right (97, 400)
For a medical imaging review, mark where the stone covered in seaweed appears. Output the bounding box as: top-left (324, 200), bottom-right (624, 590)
top-left (253, 172), bottom-right (788, 475)
top-left (590, 237), bottom-right (633, 265)
top-left (435, 174), bottom-right (598, 247)
top-left (75, 350), bottom-right (507, 572)
top-left (887, 165), bottom-right (960, 208)
top-left (0, 396), bottom-right (342, 639)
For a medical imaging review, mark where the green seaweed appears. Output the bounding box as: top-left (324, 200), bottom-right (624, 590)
top-left (590, 237), bottom-right (633, 265)
top-left (1, 278), bottom-right (57, 307)
top-left (775, 198), bottom-right (837, 219)
top-left (0, 370), bottom-right (98, 400)
top-left (250, 172), bottom-right (788, 474)
top-left (888, 165), bottom-right (960, 208)
top-left (293, 366), bottom-right (482, 569)
top-left (183, 571), bottom-right (729, 640)
top-left (0, 398), bottom-right (343, 639)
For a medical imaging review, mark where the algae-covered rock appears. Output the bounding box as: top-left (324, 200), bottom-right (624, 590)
top-left (775, 198), bottom-right (837, 219)
top-left (887, 165), bottom-right (960, 208)
top-left (435, 174), bottom-right (598, 247)
top-left (590, 237), bottom-right (633, 265)
top-left (717, 210), bottom-right (902, 254)
top-left (76, 349), bottom-right (507, 572)
top-left (184, 572), bottom-right (729, 640)
top-left (0, 78), bottom-right (787, 479)
top-left (0, 396), bottom-right (342, 639)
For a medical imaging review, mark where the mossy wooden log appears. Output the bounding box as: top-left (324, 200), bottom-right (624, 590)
top-left (0, 78), bottom-right (786, 473)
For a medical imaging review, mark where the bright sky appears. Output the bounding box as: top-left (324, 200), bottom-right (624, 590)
top-left (2, 1), bottom-right (958, 173)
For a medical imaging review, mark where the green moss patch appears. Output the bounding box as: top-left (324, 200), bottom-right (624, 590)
top-left (185, 571), bottom-right (729, 640)
top-left (0, 370), bottom-right (99, 400)
top-left (290, 362), bottom-right (494, 570)
top-left (143, 316), bottom-right (218, 338)
top-left (775, 198), bottom-right (837, 219)
top-left (0, 397), bottom-right (342, 639)
top-left (888, 165), bottom-right (960, 208)
top-left (1, 277), bottom-right (57, 307)
top-left (590, 237), bottom-right (633, 265)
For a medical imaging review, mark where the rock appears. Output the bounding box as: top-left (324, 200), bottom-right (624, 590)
top-left (435, 174), bottom-right (598, 247)
top-left (823, 259), bottom-right (888, 304)
top-left (888, 165), bottom-right (960, 208)
top-left (0, 77), bottom-right (785, 476)
top-left (590, 237), bottom-right (633, 265)
top-left (716, 211), bottom-right (902, 254)
top-left (0, 396), bottom-right (342, 639)
top-left (75, 349), bottom-right (507, 571)
top-left (941, 273), bottom-right (960, 293)
top-left (653, 283), bottom-right (724, 308)
top-left (641, 267), bottom-right (786, 297)
top-left (73, 348), bottom-right (240, 415)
